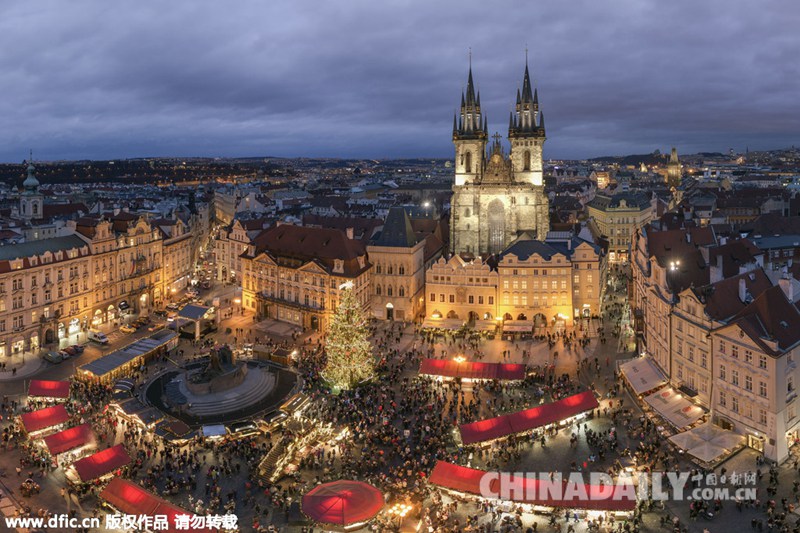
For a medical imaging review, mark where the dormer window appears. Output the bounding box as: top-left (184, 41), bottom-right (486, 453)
top-left (333, 259), bottom-right (344, 273)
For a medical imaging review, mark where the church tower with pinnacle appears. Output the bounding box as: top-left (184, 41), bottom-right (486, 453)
top-left (450, 60), bottom-right (549, 256)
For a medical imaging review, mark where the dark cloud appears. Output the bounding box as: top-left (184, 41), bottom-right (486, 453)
top-left (0, 0), bottom-right (798, 161)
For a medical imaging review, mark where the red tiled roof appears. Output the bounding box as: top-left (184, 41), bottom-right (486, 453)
top-left (728, 285), bottom-right (800, 356)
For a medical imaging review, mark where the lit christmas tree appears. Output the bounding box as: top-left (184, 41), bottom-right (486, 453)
top-left (323, 282), bottom-right (375, 390)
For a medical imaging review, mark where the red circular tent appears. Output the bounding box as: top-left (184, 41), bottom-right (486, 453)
top-left (302, 480), bottom-right (384, 526)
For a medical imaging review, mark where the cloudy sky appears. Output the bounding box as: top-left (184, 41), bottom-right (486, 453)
top-left (1, 0), bottom-right (798, 162)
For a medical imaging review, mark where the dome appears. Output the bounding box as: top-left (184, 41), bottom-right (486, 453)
top-left (22, 163), bottom-right (40, 191)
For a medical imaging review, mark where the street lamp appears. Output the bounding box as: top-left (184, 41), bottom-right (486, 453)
top-left (453, 355), bottom-right (466, 363)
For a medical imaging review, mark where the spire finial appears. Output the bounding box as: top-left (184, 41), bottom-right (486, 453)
top-left (29, 149), bottom-right (33, 164)
top-left (469, 47), bottom-right (472, 69)
top-left (525, 44), bottom-right (528, 64)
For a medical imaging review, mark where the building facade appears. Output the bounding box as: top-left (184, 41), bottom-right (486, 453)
top-left (241, 224), bottom-right (371, 332)
top-left (425, 234), bottom-right (602, 328)
top-left (587, 192), bottom-right (655, 264)
top-left (367, 208), bottom-right (427, 322)
top-left (450, 64), bottom-right (549, 255)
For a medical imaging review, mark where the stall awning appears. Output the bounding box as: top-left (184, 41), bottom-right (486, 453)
top-left (28, 380), bottom-right (70, 399)
top-left (73, 444), bottom-right (131, 482)
top-left (459, 391), bottom-right (599, 445)
top-left (421, 318), bottom-right (465, 330)
top-left (43, 423), bottom-right (95, 456)
top-left (100, 478), bottom-right (215, 533)
top-left (20, 405), bottom-right (70, 434)
top-left (429, 461), bottom-right (636, 511)
top-left (502, 320), bottom-right (534, 333)
top-left (419, 359), bottom-right (526, 380)
top-left (202, 424), bottom-right (227, 438)
top-left (619, 357), bottom-right (667, 396)
top-left (473, 320), bottom-right (498, 332)
top-left (643, 387), bottom-right (705, 429)
top-left (302, 480), bottom-right (385, 526)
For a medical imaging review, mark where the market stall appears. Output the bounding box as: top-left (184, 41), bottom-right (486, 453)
top-left (459, 390), bottom-right (599, 445)
top-left (69, 444), bottom-right (131, 483)
top-left (302, 480), bottom-right (385, 528)
top-left (20, 405), bottom-right (71, 437)
top-left (28, 380), bottom-right (70, 401)
top-left (42, 423), bottom-right (96, 465)
top-left (429, 461), bottom-right (636, 512)
top-left (419, 359), bottom-right (526, 380)
top-left (99, 478), bottom-right (214, 533)
top-left (643, 387), bottom-right (705, 429)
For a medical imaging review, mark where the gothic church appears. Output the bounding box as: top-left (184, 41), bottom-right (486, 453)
top-left (450, 63), bottom-right (549, 255)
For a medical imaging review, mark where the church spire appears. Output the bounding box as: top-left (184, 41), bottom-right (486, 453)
top-left (509, 57), bottom-right (544, 139)
top-left (454, 59), bottom-right (487, 141)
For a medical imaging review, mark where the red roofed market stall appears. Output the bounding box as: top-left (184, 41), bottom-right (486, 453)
top-left (99, 478), bottom-right (215, 533)
top-left (302, 480), bottom-right (385, 527)
top-left (28, 380), bottom-right (70, 400)
top-left (419, 359), bottom-right (526, 380)
top-left (459, 391), bottom-right (599, 445)
top-left (429, 461), bottom-right (636, 511)
top-left (72, 444), bottom-right (131, 483)
top-left (20, 405), bottom-right (70, 435)
top-left (42, 423), bottom-right (95, 463)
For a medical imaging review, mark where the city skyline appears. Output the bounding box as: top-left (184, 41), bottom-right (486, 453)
top-left (1, 0), bottom-right (798, 162)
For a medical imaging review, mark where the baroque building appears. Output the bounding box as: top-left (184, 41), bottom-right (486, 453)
top-left (450, 64), bottom-right (549, 255)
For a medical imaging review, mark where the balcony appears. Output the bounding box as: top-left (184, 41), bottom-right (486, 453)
top-left (257, 292), bottom-right (325, 312)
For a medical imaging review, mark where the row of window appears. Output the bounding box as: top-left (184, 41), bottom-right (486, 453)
top-left (375, 265), bottom-right (406, 275)
top-left (431, 293), bottom-right (495, 305)
top-left (719, 341), bottom-right (769, 368)
top-left (719, 364), bottom-right (773, 397)
top-left (718, 391), bottom-right (769, 425)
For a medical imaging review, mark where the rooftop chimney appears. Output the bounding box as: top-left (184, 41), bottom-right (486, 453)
top-left (739, 278), bottom-right (747, 303)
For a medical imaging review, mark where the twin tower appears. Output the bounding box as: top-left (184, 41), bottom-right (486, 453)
top-left (450, 62), bottom-right (549, 256)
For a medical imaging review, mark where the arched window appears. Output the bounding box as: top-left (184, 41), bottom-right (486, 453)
top-left (376, 264), bottom-right (382, 274)
top-left (399, 286), bottom-right (405, 297)
top-left (465, 208), bottom-right (471, 218)
top-left (387, 265), bottom-right (393, 275)
top-left (376, 285), bottom-right (382, 296)
top-left (524, 150), bottom-right (531, 171)
top-left (387, 286), bottom-right (393, 296)
top-left (465, 151), bottom-right (472, 173)
top-left (398, 266), bottom-right (405, 275)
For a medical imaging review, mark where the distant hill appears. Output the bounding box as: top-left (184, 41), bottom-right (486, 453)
top-left (588, 153), bottom-right (667, 166)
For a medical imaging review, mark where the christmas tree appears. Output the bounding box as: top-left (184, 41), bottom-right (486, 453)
top-left (323, 282), bottom-right (374, 390)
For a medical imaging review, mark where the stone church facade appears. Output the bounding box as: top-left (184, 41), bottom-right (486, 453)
top-left (450, 64), bottom-right (549, 256)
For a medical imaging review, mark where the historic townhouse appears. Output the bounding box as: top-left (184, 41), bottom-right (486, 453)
top-left (425, 233), bottom-right (602, 329)
top-left (0, 235), bottom-right (92, 358)
top-left (241, 224), bottom-right (371, 332)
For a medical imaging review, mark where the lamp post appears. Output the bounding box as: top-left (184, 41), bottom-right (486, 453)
top-left (387, 502), bottom-right (413, 527)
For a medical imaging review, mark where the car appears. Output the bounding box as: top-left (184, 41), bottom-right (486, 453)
top-left (44, 351), bottom-right (63, 364)
top-left (88, 330), bottom-right (109, 344)
top-left (62, 346), bottom-right (77, 356)
top-left (153, 310), bottom-right (168, 318)
top-left (166, 303), bottom-right (179, 311)
top-left (70, 344), bottom-right (85, 354)
top-left (167, 312), bottom-right (178, 322)
top-left (58, 350), bottom-right (71, 359)
top-left (119, 325), bottom-right (136, 334)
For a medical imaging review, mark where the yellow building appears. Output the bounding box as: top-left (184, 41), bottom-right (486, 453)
top-left (367, 207), bottom-right (444, 322)
top-left (241, 224), bottom-right (371, 332)
top-left (0, 235), bottom-right (92, 357)
top-left (424, 233), bottom-right (603, 330)
top-left (587, 192), bottom-right (654, 263)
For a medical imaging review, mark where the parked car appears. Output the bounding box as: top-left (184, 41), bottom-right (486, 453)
top-left (153, 310), bottom-right (168, 318)
top-left (88, 330), bottom-right (109, 344)
top-left (58, 350), bottom-right (71, 359)
top-left (166, 303), bottom-right (179, 311)
top-left (44, 351), bottom-right (63, 364)
top-left (119, 324), bottom-right (136, 334)
top-left (70, 344), bottom-right (85, 354)
top-left (62, 346), bottom-right (77, 356)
